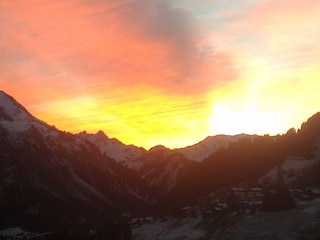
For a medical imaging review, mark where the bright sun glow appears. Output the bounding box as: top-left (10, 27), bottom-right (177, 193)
top-left (210, 104), bottom-right (287, 136)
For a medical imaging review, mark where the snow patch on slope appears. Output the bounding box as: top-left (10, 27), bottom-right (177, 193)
top-left (262, 156), bottom-right (320, 184)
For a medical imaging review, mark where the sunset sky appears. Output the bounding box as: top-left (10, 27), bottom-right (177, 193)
top-left (1, 0), bottom-right (320, 149)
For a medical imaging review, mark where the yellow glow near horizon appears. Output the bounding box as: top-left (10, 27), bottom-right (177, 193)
top-left (29, 86), bottom-right (213, 149)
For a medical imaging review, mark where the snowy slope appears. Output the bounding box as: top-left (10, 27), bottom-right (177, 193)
top-left (0, 91), bottom-right (86, 151)
top-left (177, 134), bottom-right (255, 162)
top-left (261, 156), bottom-right (320, 184)
top-left (0, 91), bottom-right (47, 132)
top-left (0, 91), bottom-right (146, 169)
top-left (77, 131), bottom-right (146, 169)
top-left (133, 217), bottom-right (205, 240)
top-left (261, 139), bottom-right (320, 184)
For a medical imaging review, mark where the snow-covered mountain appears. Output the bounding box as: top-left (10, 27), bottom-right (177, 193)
top-left (76, 132), bottom-right (193, 192)
top-left (76, 129), bottom-right (251, 169)
top-left (77, 130), bottom-right (146, 170)
top-left (0, 91), bottom-right (50, 133)
top-left (0, 90), bottom-right (198, 211)
top-left (0, 90), bottom-right (189, 201)
top-left (177, 134), bottom-right (256, 162)
top-left (0, 91), bottom-right (157, 226)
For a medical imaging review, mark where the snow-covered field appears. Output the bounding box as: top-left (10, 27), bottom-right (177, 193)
top-left (132, 217), bottom-right (205, 240)
top-left (133, 198), bottom-right (320, 240)
top-left (210, 199), bottom-right (320, 240)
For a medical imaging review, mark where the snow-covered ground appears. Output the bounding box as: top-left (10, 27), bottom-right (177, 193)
top-left (209, 198), bottom-right (320, 240)
top-left (0, 227), bottom-right (29, 237)
top-left (132, 217), bottom-right (205, 240)
top-left (133, 198), bottom-right (320, 240)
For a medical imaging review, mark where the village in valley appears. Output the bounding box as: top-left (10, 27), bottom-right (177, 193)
top-left (131, 164), bottom-right (320, 240)
top-left (131, 164), bottom-right (320, 222)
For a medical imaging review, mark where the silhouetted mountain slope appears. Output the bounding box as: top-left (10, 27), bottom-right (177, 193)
top-left (136, 145), bottom-right (195, 193)
top-left (297, 112), bottom-right (320, 156)
top-left (166, 113), bottom-right (320, 208)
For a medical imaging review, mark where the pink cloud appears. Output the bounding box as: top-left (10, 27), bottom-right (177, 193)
top-left (0, 0), bottom-right (237, 100)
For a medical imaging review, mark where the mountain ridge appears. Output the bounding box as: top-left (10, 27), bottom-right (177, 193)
top-left (176, 134), bottom-right (257, 162)
top-left (0, 89), bottom-right (257, 164)
top-left (1, 89), bottom-right (320, 238)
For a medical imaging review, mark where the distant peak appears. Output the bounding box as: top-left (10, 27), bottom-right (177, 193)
top-left (77, 130), bottom-right (108, 138)
top-left (149, 145), bottom-right (169, 152)
top-left (96, 130), bottom-right (107, 137)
